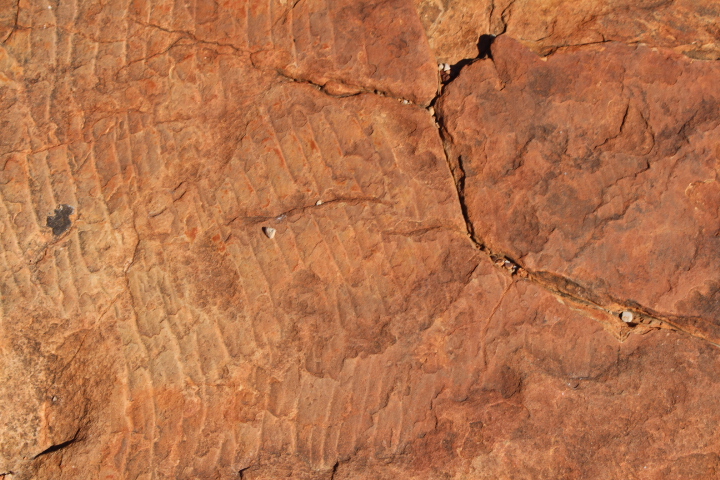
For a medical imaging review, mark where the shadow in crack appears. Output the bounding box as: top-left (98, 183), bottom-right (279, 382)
top-left (441, 34), bottom-right (497, 84)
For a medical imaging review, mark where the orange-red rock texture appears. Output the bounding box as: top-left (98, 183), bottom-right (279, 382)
top-left (1, 1), bottom-right (720, 479)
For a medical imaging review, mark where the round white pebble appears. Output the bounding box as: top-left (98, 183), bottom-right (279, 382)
top-left (621, 311), bottom-right (634, 323)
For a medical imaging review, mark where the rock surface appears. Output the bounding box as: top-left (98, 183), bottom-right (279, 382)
top-left (2, 0), bottom-right (720, 479)
top-left (437, 35), bottom-right (720, 345)
top-left (417, 0), bottom-right (720, 64)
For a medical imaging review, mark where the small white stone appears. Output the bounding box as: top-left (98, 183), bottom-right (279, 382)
top-left (402, 99), bottom-right (410, 105)
top-left (262, 226), bottom-right (276, 239)
top-left (621, 311), bottom-right (634, 323)
top-left (443, 63), bottom-right (451, 72)
top-left (316, 200), bottom-right (323, 206)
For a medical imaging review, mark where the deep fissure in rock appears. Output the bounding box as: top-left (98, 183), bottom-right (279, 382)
top-left (429, 34), bottom-right (718, 348)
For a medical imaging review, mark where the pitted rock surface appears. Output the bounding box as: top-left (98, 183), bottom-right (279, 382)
top-left (2, 1), bottom-right (720, 479)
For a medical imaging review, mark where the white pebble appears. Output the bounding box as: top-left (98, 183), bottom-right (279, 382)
top-left (621, 311), bottom-right (634, 323)
top-left (262, 226), bottom-right (276, 239)
top-left (316, 200), bottom-right (323, 206)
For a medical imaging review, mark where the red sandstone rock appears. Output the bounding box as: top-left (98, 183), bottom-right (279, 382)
top-left (437, 35), bottom-right (720, 344)
top-left (418, 0), bottom-right (720, 64)
top-left (421, 272), bottom-right (720, 480)
top-left (2, 1), bottom-right (720, 479)
top-left (0, 24), bottom-right (473, 474)
top-left (253, 0), bottom-right (440, 105)
top-left (134, 0), bottom-right (439, 104)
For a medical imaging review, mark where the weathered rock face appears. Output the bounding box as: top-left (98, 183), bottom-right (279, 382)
top-left (250, 0), bottom-right (440, 104)
top-left (417, 0), bottom-right (720, 64)
top-left (2, 0), bottom-right (720, 479)
top-left (437, 35), bottom-right (720, 344)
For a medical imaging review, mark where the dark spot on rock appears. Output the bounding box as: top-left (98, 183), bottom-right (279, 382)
top-left (528, 68), bottom-right (555, 97)
top-left (678, 280), bottom-right (720, 320)
top-left (46, 204), bottom-right (74, 236)
top-left (506, 206), bottom-right (548, 254)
